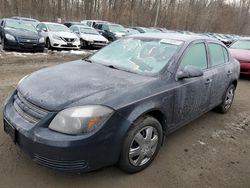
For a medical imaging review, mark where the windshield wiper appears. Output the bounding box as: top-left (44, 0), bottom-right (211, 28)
top-left (83, 58), bottom-right (92, 63)
top-left (104, 64), bottom-right (136, 74)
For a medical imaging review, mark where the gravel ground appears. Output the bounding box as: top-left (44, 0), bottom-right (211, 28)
top-left (0, 51), bottom-right (249, 188)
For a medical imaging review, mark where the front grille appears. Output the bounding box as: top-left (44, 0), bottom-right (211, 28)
top-left (61, 37), bottom-right (76, 43)
top-left (13, 92), bottom-right (49, 123)
top-left (18, 37), bottom-right (38, 44)
top-left (33, 155), bottom-right (88, 171)
top-left (61, 44), bottom-right (77, 47)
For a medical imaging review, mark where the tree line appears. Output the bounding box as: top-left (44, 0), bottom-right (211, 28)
top-left (0, 0), bottom-right (250, 35)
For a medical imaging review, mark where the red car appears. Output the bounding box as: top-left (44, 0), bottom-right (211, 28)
top-left (229, 39), bottom-right (250, 75)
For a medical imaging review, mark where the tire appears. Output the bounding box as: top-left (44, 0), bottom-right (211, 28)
top-left (45, 38), bottom-right (52, 50)
top-left (80, 39), bottom-right (88, 49)
top-left (215, 84), bottom-right (236, 113)
top-left (107, 37), bottom-right (114, 42)
top-left (118, 116), bottom-right (163, 173)
top-left (2, 37), bottom-right (6, 51)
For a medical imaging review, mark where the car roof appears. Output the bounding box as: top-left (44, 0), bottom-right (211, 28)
top-left (42, 22), bottom-right (65, 26)
top-left (3, 18), bottom-right (36, 23)
top-left (128, 33), bottom-right (216, 43)
top-left (74, 25), bottom-right (93, 29)
top-left (11, 16), bottom-right (39, 22)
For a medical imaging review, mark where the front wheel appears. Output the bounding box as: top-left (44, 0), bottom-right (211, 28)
top-left (45, 38), bottom-right (52, 50)
top-left (215, 84), bottom-right (236, 113)
top-left (80, 39), bottom-right (88, 49)
top-left (2, 37), bottom-right (6, 51)
top-left (118, 116), bottom-right (163, 173)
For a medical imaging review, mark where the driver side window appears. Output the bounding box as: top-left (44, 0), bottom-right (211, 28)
top-left (179, 43), bottom-right (208, 70)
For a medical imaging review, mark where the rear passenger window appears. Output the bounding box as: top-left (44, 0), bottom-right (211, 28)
top-left (208, 43), bottom-right (225, 66)
top-left (180, 43), bottom-right (208, 70)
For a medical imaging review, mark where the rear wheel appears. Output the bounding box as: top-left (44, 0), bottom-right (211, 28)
top-left (118, 116), bottom-right (163, 173)
top-left (215, 84), bottom-right (235, 113)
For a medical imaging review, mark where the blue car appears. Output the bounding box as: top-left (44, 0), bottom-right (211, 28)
top-left (0, 18), bottom-right (45, 52)
top-left (3, 33), bottom-right (240, 173)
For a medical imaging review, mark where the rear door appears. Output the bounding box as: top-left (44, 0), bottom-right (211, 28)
top-left (207, 43), bottom-right (232, 107)
top-left (172, 41), bottom-right (213, 128)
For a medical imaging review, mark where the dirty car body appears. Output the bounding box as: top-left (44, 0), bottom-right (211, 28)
top-left (3, 33), bottom-right (240, 173)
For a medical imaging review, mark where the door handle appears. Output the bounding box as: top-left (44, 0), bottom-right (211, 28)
top-left (227, 70), bottom-right (233, 76)
top-left (205, 78), bottom-right (213, 85)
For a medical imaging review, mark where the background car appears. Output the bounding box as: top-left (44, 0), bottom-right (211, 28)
top-left (11, 16), bottom-right (40, 27)
top-left (81, 20), bottom-right (108, 28)
top-left (70, 25), bottom-right (108, 49)
top-left (126, 28), bottom-right (140, 35)
top-left (0, 18), bottom-right (45, 52)
top-left (229, 39), bottom-right (250, 75)
top-left (94, 23), bottom-right (127, 41)
top-left (131, 27), bottom-right (162, 33)
top-left (64, 22), bottom-right (86, 28)
top-left (36, 22), bottom-right (80, 50)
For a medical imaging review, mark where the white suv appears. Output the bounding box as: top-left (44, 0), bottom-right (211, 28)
top-left (36, 22), bottom-right (80, 50)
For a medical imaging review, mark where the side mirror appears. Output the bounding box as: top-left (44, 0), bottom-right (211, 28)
top-left (42, 28), bottom-right (47, 32)
top-left (36, 28), bottom-right (41, 32)
top-left (74, 31), bottom-right (80, 34)
top-left (177, 65), bottom-right (203, 80)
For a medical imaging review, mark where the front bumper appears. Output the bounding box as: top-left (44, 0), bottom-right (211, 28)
top-left (50, 38), bottom-right (81, 50)
top-left (4, 38), bottom-right (45, 52)
top-left (88, 41), bottom-right (108, 48)
top-left (240, 62), bottom-right (250, 75)
top-left (3, 93), bottom-right (131, 173)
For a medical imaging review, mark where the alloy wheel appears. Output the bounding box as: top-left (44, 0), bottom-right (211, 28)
top-left (224, 88), bottom-right (234, 110)
top-left (129, 126), bottom-right (159, 167)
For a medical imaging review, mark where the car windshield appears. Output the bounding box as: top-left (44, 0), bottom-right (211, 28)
top-left (5, 20), bottom-right (37, 32)
top-left (48, 24), bottom-right (70, 32)
top-left (80, 27), bottom-right (99, 35)
top-left (89, 38), bottom-right (183, 75)
top-left (230, 40), bottom-right (250, 50)
top-left (109, 25), bottom-right (126, 33)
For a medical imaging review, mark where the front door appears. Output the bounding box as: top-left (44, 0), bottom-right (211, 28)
top-left (172, 42), bottom-right (213, 128)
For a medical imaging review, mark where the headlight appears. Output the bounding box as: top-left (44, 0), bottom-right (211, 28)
top-left (49, 105), bottom-right (114, 135)
top-left (39, 37), bottom-right (45, 43)
top-left (52, 34), bottom-right (61, 40)
top-left (5, 34), bottom-right (15, 41)
top-left (18, 75), bottom-right (29, 86)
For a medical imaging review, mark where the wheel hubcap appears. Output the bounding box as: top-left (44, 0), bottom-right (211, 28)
top-left (129, 126), bottom-right (159, 167)
top-left (225, 88), bottom-right (234, 110)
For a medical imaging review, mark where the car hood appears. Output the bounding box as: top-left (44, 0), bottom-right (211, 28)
top-left (17, 60), bottom-right (153, 111)
top-left (5, 28), bottom-right (39, 39)
top-left (52, 31), bottom-right (77, 39)
top-left (229, 48), bottom-right (250, 62)
top-left (80, 34), bottom-right (107, 42)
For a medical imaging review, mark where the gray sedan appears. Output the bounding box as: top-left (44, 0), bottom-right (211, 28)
top-left (3, 33), bottom-right (240, 173)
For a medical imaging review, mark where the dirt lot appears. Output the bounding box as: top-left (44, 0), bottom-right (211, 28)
top-left (0, 51), bottom-right (250, 188)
